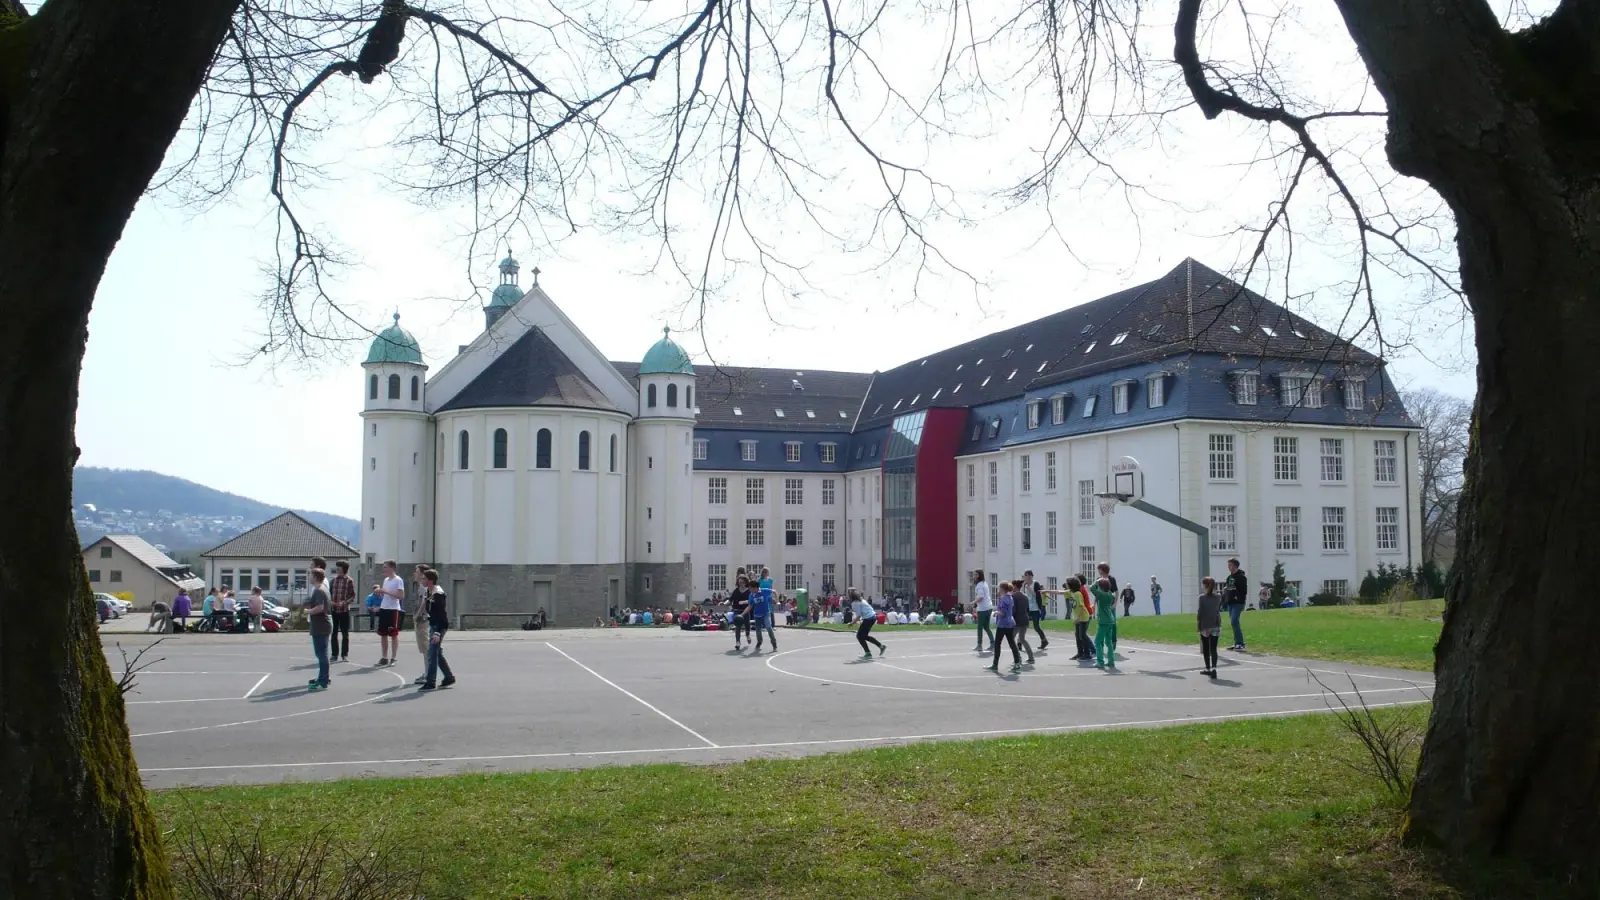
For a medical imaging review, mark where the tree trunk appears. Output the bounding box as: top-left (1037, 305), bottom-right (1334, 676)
top-left (0, 1), bottom-right (239, 896)
top-left (1330, 0), bottom-right (1600, 884)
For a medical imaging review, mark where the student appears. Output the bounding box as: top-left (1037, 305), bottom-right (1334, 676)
top-left (1067, 577), bottom-right (1095, 660)
top-left (1097, 562), bottom-right (1119, 597)
top-left (202, 587), bottom-right (218, 626)
top-left (749, 571), bottom-right (777, 653)
top-left (376, 560), bottom-right (405, 667)
top-left (328, 560), bottom-right (357, 662)
top-left (1022, 570), bottom-right (1049, 650)
top-left (305, 568), bottom-right (332, 691)
top-left (728, 576), bottom-right (752, 650)
top-left (1197, 576), bottom-right (1223, 678)
top-left (418, 567), bottom-right (456, 691)
top-left (412, 564), bottom-right (432, 683)
top-left (984, 582), bottom-right (1022, 673)
top-left (851, 589), bottom-right (886, 659)
top-left (1120, 582), bottom-right (1136, 617)
top-left (1011, 575), bottom-right (1036, 666)
top-left (247, 587), bottom-right (264, 633)
top-left (1223, 557), bottom-right (1249, 651)
top-left (146, 600), bottom-right (172, 634)
top-left (972, 570), bottom-right (994, 653)
top-left (1150, 576), bottom-right (1163, 616)
top-left (365, 584), bottom-right (383, 631)
top-left (1089, 576), bottom-right (1119, 668)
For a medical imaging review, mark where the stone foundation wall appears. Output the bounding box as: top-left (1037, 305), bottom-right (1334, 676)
top-left (418, 563), bottom-right (628, 628)
top-left (628, 561), bottom-right (693, 608)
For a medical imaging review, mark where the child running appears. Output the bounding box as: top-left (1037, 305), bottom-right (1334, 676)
top-left (1067, 576), bottom-right (1095, 660)
top-left (984, 581), bottom-right (1023, 673)
top-left (971, 569), bottom-right (994, 653)
top-left (1012, 574), bottom-right (1036, 666)
top-left (1197, 576), bottom-right (1222, 678)
top-left (851, 589), bottom-right (886, 659)
top-left (728, 576), bottom-right (752, 650)
top-left (1089, 576), bottom-right (1118, 668)
top-left (749, 569), bottom-right (777, 654)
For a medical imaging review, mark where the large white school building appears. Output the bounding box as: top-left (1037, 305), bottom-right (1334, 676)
top-left (359, 256), bottom-right (1421, 623)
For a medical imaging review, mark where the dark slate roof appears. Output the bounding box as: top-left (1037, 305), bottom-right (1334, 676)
top-left (439, 327), bottom-right (619, 413)
top-left (611, 362), bottom-right (871, 432)
top-left (855, 258), bottom-right (1376, 430)
top-left (201, 511), bottom-right (358, 560)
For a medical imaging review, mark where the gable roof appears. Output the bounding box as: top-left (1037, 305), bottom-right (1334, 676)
top-left (855, 258), bottom-right (1375, 429)
top-left (201, 511), bottom-right (358, 560)
top-left (610, 361), bottom-right (872, 432)
top-left (85, 535), bottom-right (205, 590)
top-left (437, 326), bottom-right (619, 414)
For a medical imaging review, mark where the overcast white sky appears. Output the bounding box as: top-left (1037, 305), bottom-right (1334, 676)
top-left (75, 0), bottom-right (1490, 519)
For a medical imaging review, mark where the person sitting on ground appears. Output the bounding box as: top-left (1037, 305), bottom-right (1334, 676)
top-left (642, 609), bottom-right (653, 626)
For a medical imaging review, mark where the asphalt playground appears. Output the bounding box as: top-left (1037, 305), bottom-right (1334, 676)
top-left (106, 625), bottom-right (1435, 789)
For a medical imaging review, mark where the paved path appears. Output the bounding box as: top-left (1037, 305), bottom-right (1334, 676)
top-left (110, 627), bottom-right (1434, 789)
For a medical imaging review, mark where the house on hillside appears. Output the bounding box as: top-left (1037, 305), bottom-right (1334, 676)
top-left (81, 535), bottom-right (205, 609)
top-left (200, 511), bottom-right (358, 605)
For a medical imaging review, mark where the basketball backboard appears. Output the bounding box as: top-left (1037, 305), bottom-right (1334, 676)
top-left (1098, 455), bottom-right (1144, 514)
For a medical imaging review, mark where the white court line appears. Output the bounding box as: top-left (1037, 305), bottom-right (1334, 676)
top-left (131, 659), bottom-right (408, 738)
top-left (242, 673), bottom-right (271, 699)
top-left (140, 698), bottom-right (1431, 775)
top-left (1119, 643), bottom-right (1434, 685)
top-left (544, 643), bottom-right (719, 748)
top-left (112, 671), bottom-right (268, 676)
top-left (874, 662), bottom-right (939, 678)
top-left (127, 697), bottom-right (253, 706)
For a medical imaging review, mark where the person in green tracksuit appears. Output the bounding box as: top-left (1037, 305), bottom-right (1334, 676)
top-left (1089, 578), bottom-right (1119, 668)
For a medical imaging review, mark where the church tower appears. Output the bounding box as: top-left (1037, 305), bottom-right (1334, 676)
top-left (484, 251), bottom-right (522, 330)
top-left (359, 313), bottom-right (433, 578)
top-left (627, 327), bottom-right (696, 604)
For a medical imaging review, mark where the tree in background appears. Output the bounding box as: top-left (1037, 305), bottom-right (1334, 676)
top-left (1268, 560), bottom-right (1290, 609)
top-left (1403, 389), bottom-right (1473, 566)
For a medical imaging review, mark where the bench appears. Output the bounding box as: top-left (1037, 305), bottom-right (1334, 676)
top-left (456, 612), bottom-right (544, 631)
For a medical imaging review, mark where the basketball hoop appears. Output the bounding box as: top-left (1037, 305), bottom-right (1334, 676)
top-left (1094, 491), bottom-right (1128, 517)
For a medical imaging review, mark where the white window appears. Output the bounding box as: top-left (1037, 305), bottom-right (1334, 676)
top-left (740, 440), bottom-right (757, 462)
top-left (988, 514), bottom-right (999, 551)
top-left (1322, 579), bottom-right (1350, 599)
top-left (847, 519), bottom-right (853, 546)
top-left (1322, 506), bottom-right (1347, 552)
top-left (1078, 546), bottom-right (1098, 582)
top-left (1147, 375), bottom-right (1166, 408)
top-left (822, 519), bottom-right (836, 546)
top-left (775, 409), bottom-right (786, 418)
top-left (1112, 382), bottom-right (1131, 414)
top-left (966, 515), bottom-right (976, 551)
top-left (820, 443), bottom-right (837, 463)
top-left (1078, 479), bottom-right (1096, 521)
top-left (1050, 396), bottom-right (1066, 424)
top-left (873, 519), bottom-right (880, 547)
top-left (1209, 505), bottom-right (1237, 552)
top-left (860, 518), bottom-right (867, 546)
top-left (1021, 512), bottom-right (1033, 551)
top-left (1027, 402), bottom-right (1042, 429)
top-left (745, 560), bottom-right (765, 578)
top-left (1208, 434), bottom-right (1236, 480)
top-left (1082, 395), bottom-right (1097, 417)
top-left (1345, 378), bottom-right (1366, 410)
top-left (966, 464), bottom-right (975, 499)
top-left (785, 442), bottom-right (801, 462)
top-left (1376, 507), bottom-right (1400, 551)
top-left (1374, 440), bottom-right (1398, 484)
top-left (693, 439), bottom-right (708, 460)
top-left (643, 575), bottom-right (653, 591)
top-left (1282, 375), bottom-right (1306, 407)
top-left (1020, 455), bottom-right (1032, 493)
top-left (785, 519), bottom-right (803, 547)
top-left (1275, 506), bottom-right (1301, 552)
top-left (822, 563), bottom-right (835, 586)
top-left (708, 518), bottom-right (728, 545)
top-left (822, 478), bottom-right (836, 505)
top-left (785, 478), bottom-right (804, 504)
top-left (1046, 511), bottom-right (1058, 551)
top-left (784, 564), bottom-right (803, 591)
top-left (1234, 372), bottom-right (1259, 405)
top-left (1273, 436), bottom-right (1299, 481)
top-left (859, 478), bottom-right (866, 503)
top-left (1045, 451), bottom-right (1058, 491)
top-left (708, 477), bottom-right (728, 504)
top-left (746, 477), bottom-right (766, 504)
top-left (1320, 438), bottom-right (1345, 482)
top-left (1305, 377), bottom-right (1324, 408)
top-left (746, 518), bottom-right (766, 546)
top-left (988, 461), bottom-right (999, 497)
top-left (708, 564), bottom-right (728, 592)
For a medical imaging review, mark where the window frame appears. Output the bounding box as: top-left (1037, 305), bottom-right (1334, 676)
top-left (1208, 433), bottom-right (1236, 481)
top-left (1319, 437), bottom-right (1345, 483)
top-left (1234, 371), bottom-right (1259, 405)
top-left (492, 428), bottom-right (509, 469)
top-left (745, 518), bottom-right (765, 546)
top-left (1374, 439), bottom-right (1398, 484)
top-left (745, 477), bottom-right (765, 504)
top-left (1275, 506), bottom-right (1301, 552)
top-left (1209, 505), bottom-right (1237, 552)
top-left (1376, 506), bottom-right (1401, 552)
top-left (708, 476), bottom-right (727, 504)
top-left (1321, 506), bottom-right (1347, 553)
top-left (1273, 435), bottom-right (1299, 482)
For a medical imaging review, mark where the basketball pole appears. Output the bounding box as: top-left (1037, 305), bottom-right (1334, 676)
top-left (1095, 492), bottom-right (1212, 602)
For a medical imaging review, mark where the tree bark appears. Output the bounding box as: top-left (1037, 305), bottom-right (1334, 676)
top-left (0, 0), bottom-right (240, 896)
top-left (1331, 0), bottom-right (1600, 883)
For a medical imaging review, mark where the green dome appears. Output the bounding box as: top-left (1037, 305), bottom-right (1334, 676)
top-left (366, 313), bottom-right (423, 365)
top-left (639, 327), bottom-right (695, 375)
top-left (488, 282), bottom-right (522, 310)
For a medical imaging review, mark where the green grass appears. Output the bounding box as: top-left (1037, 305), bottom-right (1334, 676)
top-left (156, 708), bottom-right (1569, 899)
top-left (803, 602), bottom-right (1443, 671)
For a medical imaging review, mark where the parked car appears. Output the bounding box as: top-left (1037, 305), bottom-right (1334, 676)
top-left (94, 597), bottom-right (114, 624)
top-left (93, 593), bottom-right (125, 618)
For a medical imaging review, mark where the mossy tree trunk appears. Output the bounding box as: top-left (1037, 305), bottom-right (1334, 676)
top-left (0, 0), bottom-right (239, 896)
top-left (1330, 0), bottom-right (1600, 883)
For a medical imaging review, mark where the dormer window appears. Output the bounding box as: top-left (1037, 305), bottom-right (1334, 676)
top-left (1281, 374), bottom-right (1308, 407)
top-left (971, 423), bottom-right (982, 441)
top-left (1050, 395), bottom-right (1066, 424)
top-left (1082, 395), bottom-right (1098, 417)
top-left (1344, 377), bottom-right (1366, 410)
top-left (1112, 381), bottom-right (1133, 414)
top-left (740, 440), bottom-right (757, 461)
top-left (785, 441), bottom-right (801, 462)
top-left (1303, 377), bottom-right (1324, 408)
top-left (1147, 373), bottom-right (1168, 408)
top-left (1234, 372), bottom-right (1259, 405)
top-left (987, 418), bottom-right (1001, 438)
top-left (1027, 401), bottom-right (1042, 430)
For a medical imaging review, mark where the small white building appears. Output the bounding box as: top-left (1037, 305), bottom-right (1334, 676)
top-left (200, 511), bottom-right (357, 605)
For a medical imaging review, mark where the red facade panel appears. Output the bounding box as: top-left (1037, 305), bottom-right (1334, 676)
top-left (914, 408), bottom-right (966, 609)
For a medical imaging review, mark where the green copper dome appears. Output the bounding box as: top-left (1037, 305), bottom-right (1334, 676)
top-left (488, 282), bottom-right (522, 310)
top-left (366, 313), bottom-right (423, 365)
top-left (638, 326), bottom-right (695, 376)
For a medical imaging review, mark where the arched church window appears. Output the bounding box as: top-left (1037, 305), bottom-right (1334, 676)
top-left (388, 374), bottom-right (401, 399)
top-left (536, 428), bottom-right (552, 469)
top-left (458, 429), bottom-right (470, 470)
top-left (686, 387), bottom-right (692, 408)
top-left (410, 376), bottom-right (419, 401)
top-left (492, 429), bottom-right (508, 469)
top-left (578, 431), bottom-right (592, 470)
top-left (609, 434), bottom-right (618, 472)
top-left (647, 384), bottom-right (657, 408)
top-left (369, 374), bottom-right (378, 400)
top-left (667, 384), bottom-right (678, 407)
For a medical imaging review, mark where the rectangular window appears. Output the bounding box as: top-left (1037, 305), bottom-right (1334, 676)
top-left (1376, 507), bottom-right (1400, 551)
top-left (276, 571), bottom-right (290, 592)
top-left (1305, 378), bottom-right (1324, 408)
top-left (988, 461), bottom-right (999, 497)
top-left (873, 519), bottom-right (880, 548)
top-left (1078, 546), bottom-right (1098, 582)
top-left (860, 518), bottom-right (867, 546)
top-left (237, 571), bottom-right (252, 591)
top-left (708, 564), bottom-right (728, 592)
top-left (1209, 433), bottom-right (1236, 480)
top-left (746, 477), bottom-right (766, 504)
top-left (859, 479), bottom-right (866, 503)
top-left (87, 569), bottom-right (101, 582)
top-left (708, 477), bottom-right (728, 504)
top-left (1148, 375), bottom-right (1166, 408)
top-left (847, 519), bottom-right (853, 546)
top-left (1322, 579), bottom-right (1350, 599)
top-left (785, 478), bottom-right (804, 505)
top-left (1275, 506), bottom-right (1301, 552)
top-left (1209, 505), bottom-right (1237, 552)
top-left (820, 443), bottom-right (837, 463)
top-left (988, 514), bottom-right (999, 551)
top-left (785, 519), bottom-right (803, 547)
top-left (1082, 395), bottom-right (1097, 417)
top-left (1374, 440), bottom-right (1398, 484)
top-left (822, 563), bottom-right (836, 587)
top-left (1345, 378), bottom-right (1366, 410)
top-left (1234, 372), bottom-right (1258, 405)
top-left (1050, 396), bottom-right (1066, 424)
top-left (1320, 438), bottom-right (1345, 482)
top-left (822, 479), bottom-right (836, 505)
top-left (109, 570), bottom-right (123, 583)
top-left (745, 561), bottom-right (765, 579)
top-left (1322, 506), bottom-right (1347, 552)
top-left (1273, 436), bottom-right (1299, 481)
top-left (1027, 402), bottom-right (1041, 429)
top-left (1020, 455), bottom-right (1032, 493)
top-left (708, 518), bottom-right (728, 545)
top-left (822, 519), bottom-right (836, 546)
top-left (100, 546), bottom-right (113, 559)
top-left (966, 515), bottom-right (976, 551)
top-left (693, 439), bottom-right (708, 460)
top-left (785, 442), bottom-right (801, 463)
top-left (1112, 382), bottom-right (1131, 414)
top-left (293, 570), bottom-right (306, 591)
top-left (1282, 375), bottom-right (1305, 407)
top-left (1045, 451), bottom-right (1057, 491)
top-left (784, 564), bottom-right (803, 591)
top-left (1078, 479), bottom-right (1096, 521)
top-left (1020, 512), bottom-right (1033, 551)
top-left (746, 519), bottom-right (766, 546)
top-left (220, 569), bottom-right (234, 590)
top-left (966, 464), bottom-right (975, 499)
top-left (740, 440), bottom-right (757, 462)
top-left (1046, 511), bottom-right (1058, 551)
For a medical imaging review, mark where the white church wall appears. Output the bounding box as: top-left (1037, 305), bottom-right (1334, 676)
top-left (358, 410), bottom-right (433, 567)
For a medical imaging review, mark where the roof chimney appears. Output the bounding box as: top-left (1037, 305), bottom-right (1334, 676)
top-left (458, 344), bottom-right (468, 356)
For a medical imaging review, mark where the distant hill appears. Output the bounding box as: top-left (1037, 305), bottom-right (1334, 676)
top-left (73, 467), bottom-right (359, 550)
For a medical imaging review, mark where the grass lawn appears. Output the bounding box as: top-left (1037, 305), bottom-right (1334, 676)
top-left (803, 602), bottom-right (1442, 671)
top-left (156, 708), bottom-right (1567, 899)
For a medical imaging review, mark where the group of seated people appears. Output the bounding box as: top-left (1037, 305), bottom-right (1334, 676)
top-left (600, 607), bottom-right (694, 628)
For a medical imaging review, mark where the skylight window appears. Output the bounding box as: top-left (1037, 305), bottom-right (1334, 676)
top-left (1110, 331), bottom-right (1129, 345)
top-left (1261, 326), bottom-right (1277, 337)
top-left (919, 359), bottom-right (928, 366)
top-left (1026, 343), bottom-right (1034, 351)
top-left (1037, 361), bottom-right (1048, 372)
top-left (791, 379), bottom-right (803, 390)
top-left (1080, 324), bottom-right (1094, 335)
top-left (1229, 324), bottom-right (1242, 333)
top-left (987, 418), bottom-right (1001, 438)
top-left (1293, 329), bottom-right (1307, 339)
top-left (1147, 323), bottom-right (1165, 338)
top-left (952, 383), bottom-right (962, 393)
top-left (839, 410), bottom-right (849, 418)
top-left (775, 409), bottom-right (785, 417)
top-left (931, 388), bottom-right (941, 400)
top-left (693, 407), bottom-right (701, 414)
top-left (805, 409), bottom-right (816, 418)
top-left (795, 371), bottom-right (804, 376)
top-left (1084, 341), bottom-right (1097, 353)
top-left (893, 400), bottom-right (902, 410)
top-left (910, 394), bottom-right (920, 405)
top-left (1008, 369), bottom-right (1017, 380)
top-left (956, 363), bottom-right (964, 371)
top-left (733, 406), bottom-right (743, 415)
top-left (874, 404), bottom-right (883, 415)
top-left (981, 376), bottom-right (991, 387)
top-left (976, 358), bottom-right (984, 366)
top-left (1002, 349), bottom-right (1013, 359)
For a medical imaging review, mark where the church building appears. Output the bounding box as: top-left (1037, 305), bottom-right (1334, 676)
top-left (360, 255), bottom-right (1420, 624)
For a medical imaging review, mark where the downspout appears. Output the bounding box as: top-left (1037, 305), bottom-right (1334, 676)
top-left (1403, 430), bottom-right (1414, 570)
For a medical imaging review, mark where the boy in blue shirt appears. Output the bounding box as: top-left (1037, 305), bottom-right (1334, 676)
top-left (749, 567), bottom-right (777, 653)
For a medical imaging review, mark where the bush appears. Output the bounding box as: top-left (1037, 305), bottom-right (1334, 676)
top-left (1306, 592), bottom-right (1345, 607)
top-left (285, 607), bottom-right (310, 631)
top-left (172, 818), bottom-right (420, 900)
top-left (1267, 561), bottom-right (1290, 609)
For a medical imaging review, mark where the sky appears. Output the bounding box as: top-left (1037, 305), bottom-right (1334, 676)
top-left (74, 0), bottom-right (1488, 520)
